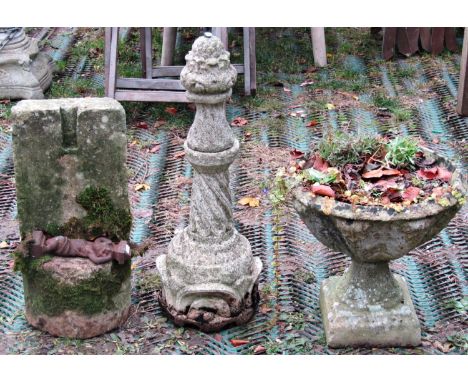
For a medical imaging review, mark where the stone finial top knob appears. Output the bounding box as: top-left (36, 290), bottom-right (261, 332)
top-left (180, 34), bottom-right (237, 95)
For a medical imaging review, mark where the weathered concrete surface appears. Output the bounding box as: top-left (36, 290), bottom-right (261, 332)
top-left (12, 98), bottom-right (131, 338)
top-left (157, 33), bottom-right (262, 331)
top-left (0, 28), bottom-right (52, 99)
top-left (293, 149), bottom-right (466, 347)
top-left (12, 98), bottom-right (129, 237)
top-left (24, 257), bottom-right (131, 339)
top-left (321, 274), bottom-right (421, 348)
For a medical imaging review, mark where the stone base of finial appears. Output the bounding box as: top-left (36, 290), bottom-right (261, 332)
top-left (20, 256), bottom-right (131, 339)
top-left (0, 34), bottom-right (53, 100)
top-left (157, 283), bottom-right (260, 332)
top-left (156, 229), bottom-right (262, 332)
top-left (320, 274), bottom-right (421, 348)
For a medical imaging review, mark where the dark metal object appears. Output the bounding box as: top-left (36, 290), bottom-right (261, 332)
top-left (28, 231), bottom-right (130, 265)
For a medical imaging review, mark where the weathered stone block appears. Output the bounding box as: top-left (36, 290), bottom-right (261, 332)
top-left (12, 98), bottom-right (129, 238)
top-left (12, 98), bottom-right (131, 338)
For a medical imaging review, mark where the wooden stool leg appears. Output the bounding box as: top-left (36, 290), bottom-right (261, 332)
top-left (107, 27), bottom-right (119, 98)
top-left (144, 28), bottom-right (153, 79)
top-left (311, 27), bottom-right (327, 67)
top-left (212, 27), bottom-right (228, 49)
top-left (243, 27), bottom-right (251, 96)
top-left (249, 27), bottom-right (256, 96)
top-left (161, 27), bottom-right (177, 66)
top-left (104, 27), bottom-right (112, 96)
top-left (140, 27), bottom-right (147, 78)
top-left (456, 28), bottom-right (468, 116)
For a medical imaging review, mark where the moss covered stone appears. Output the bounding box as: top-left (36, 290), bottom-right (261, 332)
top-left (17, 254), bottom-right (131, 317)
top-left (42, 186), bottom-right (132, 242)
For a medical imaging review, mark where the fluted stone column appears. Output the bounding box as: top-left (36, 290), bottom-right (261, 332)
top-left (0, 28), bottom-right (53, 99)
top-left (157, 33), bottom-right (262, 332)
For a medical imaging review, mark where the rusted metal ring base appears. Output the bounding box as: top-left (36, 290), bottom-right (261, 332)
top-left (157, 283), bottom-right (259, 333)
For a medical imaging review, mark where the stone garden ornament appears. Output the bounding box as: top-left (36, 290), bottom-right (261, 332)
top-left (157, 33), bottom-right (262, 331)
top-left (294, 149), bottom-right (466, 348)
top-left (0, 27), bottom-right (53, 99)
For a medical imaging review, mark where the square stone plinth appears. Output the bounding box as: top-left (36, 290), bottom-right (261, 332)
top-left (320, 274), bottom-right (421, 348)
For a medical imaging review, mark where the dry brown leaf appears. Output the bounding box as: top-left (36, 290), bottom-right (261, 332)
top-left (238, 197), bottom-right (260, 207)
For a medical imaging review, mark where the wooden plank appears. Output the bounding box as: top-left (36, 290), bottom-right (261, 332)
top-left (104, 27), bottom-right (112, 96)
top-left (445, 27), bottom-right (458, 52)
top-left (456, 28), bottom-right (468, 116)
top-left (420, 27), bottom-right (432, 52)
top-left (161, 27), bottom-right (177, 66)
top-left (116, 77), bottom-right (185, 91)
top-left (144, 28), bottom-right (153, 79)
top-left (243, 27), bottom-right (251, 96)
top-left (139, 27), bottom-right (147, 78)
top-left (397, 28), bottom-right (412, 56)
top-left (382, 27), bottom-right (397, 60)
top-left (114, 90), bottom-right (188, 103)
top-left (311, 27), bottom-right (327, 67)
top-left (249, 27), bottom-right (257, 95)
top-left (406, 27), bottom-right (420, 55)
top-left (431, 27), bottom-right (445, 55)
top-left (107, 27), bottom-right (119, 98)
top-left (152, 64), bottom-right (245, 77)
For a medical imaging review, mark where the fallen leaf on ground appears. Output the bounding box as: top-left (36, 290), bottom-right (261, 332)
top-left (289, 149), bottom-right (304, 159)
top-left (402, 186), bottom-right (421, 202)
top-left (135, 121), bottom-right (148, 129)
top-left (306, 120), bottom-right (319, 127)
top-left (254, 345), bottom-right (266, 354)
top-left (312, 184), bottom-right (335, 198)
top-left (244, 131), bottom-right (252, 138)
top-left (283, 87), bottom-right (291, 93)
top-left (311, 154), bottom-right (329, 171)
top-left (238, 197), bottom-right (260, 207)
top-left (134, 183), bottom-right (150, 191)
top-left (362, 168), bottom-right (401, 179)
top-left (165, 106), bottom-right (177, 116)
top-left (300, 80), bottom-right (314, 87)
top-left (149, 144), bottom-right (161, 153)
top-left (153, 119), bottom-right (166, 128)
top-left (230, 339), bottom-right (250, 347)
top-left (173, 151), bottom-right (186, 159)
top-left (0, 241), bottom-right (9, 249)
top-left (326, 103), bottom-right (335, 110)
top-left (231, 117), bottom-right (248, 126)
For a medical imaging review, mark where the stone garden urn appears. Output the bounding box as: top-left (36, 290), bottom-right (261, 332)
top-left (293, 151), bottom-right (466, 348)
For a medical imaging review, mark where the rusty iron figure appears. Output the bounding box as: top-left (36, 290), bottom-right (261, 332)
top-left (27, 231), bottom-right (131, 265)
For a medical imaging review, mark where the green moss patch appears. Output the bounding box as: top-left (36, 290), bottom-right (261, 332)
top-left (16, 253), bottom-right (130, 316)
top-left (45, 186), bottom-right (131, 241)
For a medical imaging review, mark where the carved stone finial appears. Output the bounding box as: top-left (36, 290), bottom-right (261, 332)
top-left (180, 34), bottom-right (237, 95)
top-left (157, 33), bottom-right (262, 332)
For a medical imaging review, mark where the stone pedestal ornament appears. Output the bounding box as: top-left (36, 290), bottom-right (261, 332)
top-left (293, 149), bottom-right (466, 348)
top-left (157, 33), bottom-right (262, 332)
top-left (0, 28), bottom-right (53, 99)
top-left (12, 98), bottom-right (132, 339)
